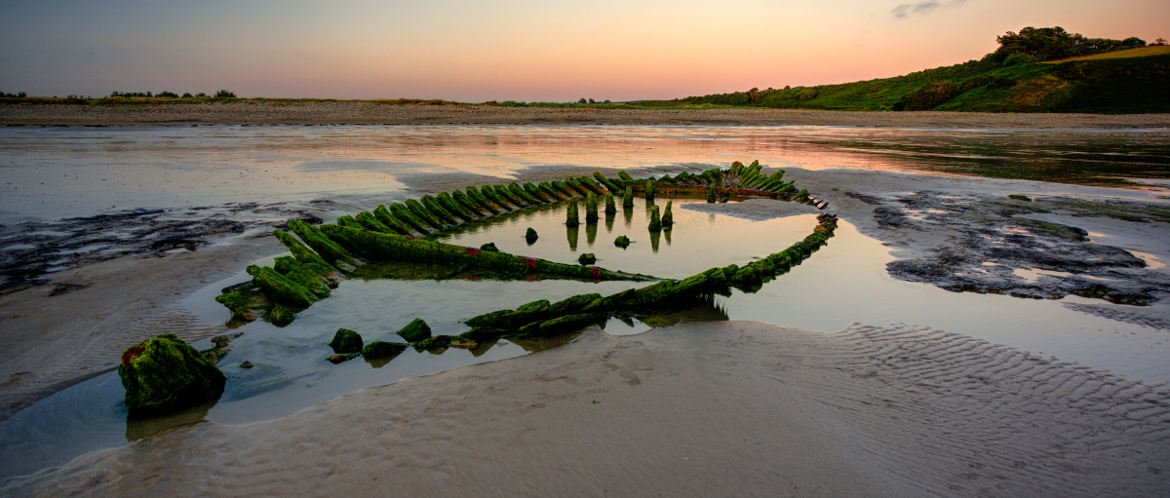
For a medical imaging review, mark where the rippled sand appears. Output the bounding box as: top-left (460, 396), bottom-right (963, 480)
top-left (5, 322), bottom-right (1167, 495)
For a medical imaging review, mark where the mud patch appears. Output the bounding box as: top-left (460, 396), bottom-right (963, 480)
top-left (852, 190), bottom-right (1170, 305)
top-left (0, 203), bottom-right (325, 295)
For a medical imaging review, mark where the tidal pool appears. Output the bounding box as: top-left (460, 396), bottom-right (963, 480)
top-left (0, 196), bottom-right (823, 478)
top-left (1, 124), bottom-right (1168, 481)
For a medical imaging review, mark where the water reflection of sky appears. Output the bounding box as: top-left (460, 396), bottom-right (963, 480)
top-left (2, 125), bottom-right (1167, 222)
top-left (2, 124), bottom-right (1169, 480)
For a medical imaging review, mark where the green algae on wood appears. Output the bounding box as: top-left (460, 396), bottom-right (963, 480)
top-left (318, 225), bottom-right (655, 282)
top-left (614, 235), bottom-right (630, 248)
top-left (578, 253), bottom-right (597, 265)
top-left (622, 185), bottom-right (634, 208)
top-left (354, 211), bottom-right (395, 234)
top-left (565, 197), bottom-right (580, 227)
top-left (374, 205), bottom-right (420, 236)
top-left (648, 205), bottom-right (662, 232)
top-left (272, 256), bottom-right (333, 298)
top-left (118, 334), bottom-right (226, 417)
top-left (405, 199), bottom-right (448, 230)
top-left (422, 195), bottom-right (460, 225)
top-left (604, 193), bottom-right (617, 215)
top-left (662, 200), bottom-right (674, 228)
top-left (287, 220), bottom-right (356, 269)
top-left (247, 264), bottom-right (316, 309)
top-left (436, 192), bottom-right (477, 222)
top-left (388, 203), bottom-right (432, 235)
top-left (274, 229), bottom-right (334, 270)
top-left (525, 227), bottom-right (539, 245)
top-left (594, 172), bottom-right (622, 192)
top-left (466, 186), bottom-right (501, 214)
top-left (585, 192), bottom-right (599, 224)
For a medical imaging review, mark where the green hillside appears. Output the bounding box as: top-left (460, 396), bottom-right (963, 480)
top-left (676, 30), bottom-right (1170, 113)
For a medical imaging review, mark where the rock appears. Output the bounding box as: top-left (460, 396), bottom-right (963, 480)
top-left (397, 318), bottom-right (432, 343)
top-left (614, 235), bottom-right (630, 248)
top-left (415, 335), bottom-right (452, 354)
top-left (480, 242), bottom-right (499, 252)
top-left (266, 303), bottom-right (295, 327)
top-left (327, 353), bottom-right (358, 364)
top-left (118, 334), bottom-right (226, 417)
top-left (329, 328), bottom-right (364, 354)
top-left (578, 253), bottom-right (597, 265)
top-left (525, 227), bottom-right (539, 245)
top-left (239, 361), bottom-right (255, 369)
top-left (361, 341), bottom-right (407, 359)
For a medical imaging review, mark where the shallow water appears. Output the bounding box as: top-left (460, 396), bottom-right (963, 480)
top-left (3, 124), bottom-right (1169, 222)
top-left (2, 124), bottom-right (1169, 480)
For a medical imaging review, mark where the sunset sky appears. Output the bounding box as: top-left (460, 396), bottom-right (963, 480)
top-left (1, 0), bottom-right (1166, 102)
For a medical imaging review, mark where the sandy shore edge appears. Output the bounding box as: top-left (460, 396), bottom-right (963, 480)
top-left (5, 321), bottom-right (1167, 496)
top-left (4, 102), bottom-right (1170, 128)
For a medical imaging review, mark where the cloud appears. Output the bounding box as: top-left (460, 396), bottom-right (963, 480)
top-left (891, 0), bottom-right (966, 19)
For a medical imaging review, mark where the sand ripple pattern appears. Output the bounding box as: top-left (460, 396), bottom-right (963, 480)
top-left (835, 323), bottom-right (1170, 496)
top-left (4, 322), bottom-right (1169, 496)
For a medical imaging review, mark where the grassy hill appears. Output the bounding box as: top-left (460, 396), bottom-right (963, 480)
top-left (674, 46), bottom-right (1170, 113)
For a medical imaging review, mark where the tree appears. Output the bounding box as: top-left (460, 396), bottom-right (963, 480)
top-left (993, 26), bottom-right (1147, 62)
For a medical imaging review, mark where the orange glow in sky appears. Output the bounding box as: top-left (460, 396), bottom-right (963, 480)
top-left (1, 0), bottom-right (1166, 101)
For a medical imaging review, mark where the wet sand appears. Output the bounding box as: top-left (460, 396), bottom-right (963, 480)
top-left (5, 322), bottom-right (1168, 496)
top-left (4, 101), bottom-right (1170, 128)
top-left (2, 117), bottom-right (1169, 492)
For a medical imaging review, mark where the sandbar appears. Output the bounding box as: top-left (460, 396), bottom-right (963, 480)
top-left (4, 101), bottom-right (1170, 128)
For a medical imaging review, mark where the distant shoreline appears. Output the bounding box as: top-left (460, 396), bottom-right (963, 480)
top-left (3, 101), bottom-right (1170, 128)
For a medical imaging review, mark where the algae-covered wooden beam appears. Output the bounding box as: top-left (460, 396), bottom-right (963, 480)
top-left (451, 190), bottom-right (487, 217)
top-left (388, 203), bottom-right (433, 235)
top-left (287, 220), bottom-right (357, 269)
top-left (523, 182), bottom-right (552, 202)
top-left (459, 213), bottom-right (840, 341)
top-left (373, 205), bottom-right (420, 236)
top-left (246, 264), bottom-right (317, 309)
top-left (466, 186), bottom-right (502, 214)
top-left (565, 197), bottom-right (580, 227)
top-left (405, 199), bottom-right (449, 230)
top-left (354, 212), bottom-right (395, 234)
top-left (422, 195), bottom-right (461, 225)
top-left (318, 224), bottom-right (657, 282)
top-left (436, 192), bottom-right (477, 222)
top-left (593, 172), bottom-right (622, 192)
top-left (274, 229), bottom-right (334, 270)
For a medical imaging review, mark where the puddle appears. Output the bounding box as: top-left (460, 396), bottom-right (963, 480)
top-left (0, 197), bottom-right (817, 479)
top-left (1128, 250), bottom-right (1166, 270)
top-left (1012, 267), bottom-right (1077, 283)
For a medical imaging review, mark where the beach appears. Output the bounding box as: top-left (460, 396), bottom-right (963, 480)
top-left (4, 101), bottom-right (1170, 128)
top-left (5, 321), bottom-right (1168, 495)
top-left (1, 108), bottom-right (1169, 494)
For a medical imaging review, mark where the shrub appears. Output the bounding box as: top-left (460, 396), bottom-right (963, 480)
top-left (214, 89), bottom-right (237, 99)
top-left (897, 80), bottom-right (961, 110)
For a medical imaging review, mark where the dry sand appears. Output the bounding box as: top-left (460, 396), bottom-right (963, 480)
top-left (5, 322), bottom-right (1167, 496)
top-left (4, 101), bottom-right (1170, 128)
